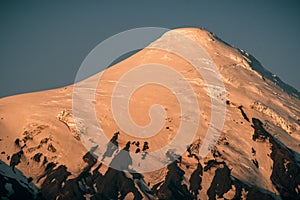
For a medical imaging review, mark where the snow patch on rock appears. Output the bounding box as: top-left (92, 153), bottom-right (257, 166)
top-left (251, 101), bottom-right (298, 134)
top-left (57, 109), bottom-right (86, 140)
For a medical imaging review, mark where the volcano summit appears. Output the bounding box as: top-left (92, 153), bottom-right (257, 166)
top-left (0, 28), bottom-right (299, 200)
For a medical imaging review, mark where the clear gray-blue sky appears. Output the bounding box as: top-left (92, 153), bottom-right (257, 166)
top-left (0, 0), bottom-right (299, 97)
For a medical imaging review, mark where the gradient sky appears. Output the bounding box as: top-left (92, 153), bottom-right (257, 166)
top-left (0, 0), bottom-right (299, 97)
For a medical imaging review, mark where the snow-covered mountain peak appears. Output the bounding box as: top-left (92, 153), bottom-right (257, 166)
top-left (0, 27), bottom-right (299, 200)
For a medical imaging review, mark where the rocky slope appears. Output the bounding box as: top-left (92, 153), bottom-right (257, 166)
top-left (0, 28), bottom-right (299, 200)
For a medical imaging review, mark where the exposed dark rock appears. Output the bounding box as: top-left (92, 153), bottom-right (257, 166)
top-left (212, 148), bottom-right (222, 158)
top-left (204, 160), bottom-right (225, 172)
top-left (101, 132), bottom-right (119, 161)
top-left (251, 147), bottom-right (256, 156)
top-left (205, 161), bottom-right (275, 200)
top-left (207, 164), bottom-right (232, 199)
top-left (95, 167), bottom-right (143, 200)
top-left (4, 125), bottom-right (296, 200)
top-left (32, 144), bottom-right (145, 199)
top-left (132, 172), bottom-right (143, 180)
top-left (111, 131), bottom-right (119, 146)
top-left (94, 143), bottom-right (143, 200)
top-left (15, 138), bottom-right (21, 147)
top-left (142, 141), bottom-right (149, 151)
top-left (189, 162), bottom-right (203, 198)
top-left (232, 178), bottom-right (275, 200)
top-left (252, 159), bottom-right (259, 168)
top-left (151, 181), bottom-right (164, 192)
top-left (58, 178), bottom-right (85, 200)
top-left (27, 177), bottom-right (33, 183)
top-left (251, 117), bottom-right (300, 200)
top-left (22, 125), bottom-right (48, 143)
top-left (231, 179), bottom-right (243, 200)
top-left (155, 159), bottom-right (193, 200)
top-left (47, 143), bottom-right (56, 152)
top-left (23, 131), bottom-right (33, 143)
top-left (252, 118), bottom-right (268, 142)
top-left (135, 141), bottom-right (140, 147)
top-left (37, 162), bottom-right (57, 184)
top-left (187, 140), bottom-right (201, 160)
top-left (246, 188), bottom-right (274, 200)
top-left (40, 138), bottom-right (48, 144)
top-left (0, 170), bottom-right (35, 199)
top-left (135, 148), bottom-right (140, 153)
top-left (58, 152), bottom-right (98, 200)
top-left (45, 162), bottom-right (57, 172)
top-left (269, 137), bottom-right (300, 200)
top-left (40, 138), bottom-right (49, 145)
top-left (238, 105), bottom-right (250, 122)
top-left (10, 150), bottom-right (24, 173)
top-left (33, 153), bottom-right (43, 162)
top-left (83, 152), bottom-right (97, 167)
top-left (1, 160), bottom-right (41, 199)
top-left (40, 165), bottom-right (71, 199)
top-left (42, 156), bottom-right (48, 165)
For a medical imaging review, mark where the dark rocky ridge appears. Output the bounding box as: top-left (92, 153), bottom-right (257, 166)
top-left (251, 118), bottom-right (300, 200)
top-left (238, 50), bottom-right (300, 99)
top-left (2, 125), bottom-right (293, 200)
top-left (1, 112), bottom-right (299, 200)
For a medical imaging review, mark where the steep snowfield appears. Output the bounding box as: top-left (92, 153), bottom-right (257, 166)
top-left (0, 28), bottom-right (299, 200)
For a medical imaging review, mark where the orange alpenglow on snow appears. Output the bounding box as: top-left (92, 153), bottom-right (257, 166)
top-left (0, 28), bottom-right (299, 200)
